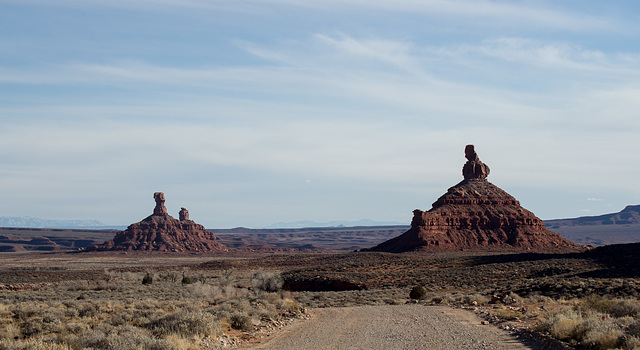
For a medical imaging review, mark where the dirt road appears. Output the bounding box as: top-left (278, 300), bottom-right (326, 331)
top-left (245, 304), bottom-right (538, 350)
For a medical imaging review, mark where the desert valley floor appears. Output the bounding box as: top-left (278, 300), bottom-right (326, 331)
top-left (1, 242), bottom-right (640, 349)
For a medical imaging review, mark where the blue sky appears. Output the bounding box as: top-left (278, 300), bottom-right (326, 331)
top-left (1, 0), bottom-right (639, 228)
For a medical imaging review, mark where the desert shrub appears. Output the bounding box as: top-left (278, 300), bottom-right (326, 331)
top-left (409, 286), bottom-right (426, 300)
top-left (581, 315), bottom-right (630, 349)
top-left (461, 293), bottom-right (489, 305)
top-left (142, 274), bottom-right (153, 285)
top-left (494, 306), bottom-right (524, 321)
top-left (19, 317), bottom-right (45, 338)
top-left (535, 308), bottom-right (584, 342)
top-left (161, 271), bottom-right (181, 283)
top-left (529, 294), bottom-right (554, 304)
top-left (11, 304), bottom-right (40, 321)
top-left (610, 299), bottom-right (640, 318)
top-left (64, 322), bottom-right (89, 335)
top-left (282, 298), bottom-right (302, 314)
top-left (0, 324), bottom-right (21, 341)
top-left (229, 313), bottom-right (253, 331)
top-left (622, 335), bottom-right (640, 350)
top-left (75, 325), bottom-right (175, 350)
top-left (626, 319), bottom-right (640, 338)
top-left (184, 282), bottom-right (221, 299)
top-left (506, 292), bottom-right (524, 304)
top-left (251, 271), bottom-right (283, 293)
top-left (146, 311), bottom-right (221, 338)
top-left (121, 272), bottom-right (140, 281)
top-left (181, 276), bottom-right (193, 285)
top-left (0, 338), bottom-right (70, 349)
top-left (583, 326), bottom-right (624, 349)
top-left (77, 301), bottom-right (101, 318)
top-left (583, 295), bottom-right (617, 314)
top-left (63, 280), bottom-right (90, 292)
top-left (535, 298), bottom-right (640, 349)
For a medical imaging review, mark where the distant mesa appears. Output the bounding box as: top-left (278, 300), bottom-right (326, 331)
top-left (86, 192), bottom-right (227, 252)
top-left (544, 205), bottom-right (640, 246)
top-left (546, 205), bottom-right (640, 227)
top-left (365, 145), bottom-right (583, 253)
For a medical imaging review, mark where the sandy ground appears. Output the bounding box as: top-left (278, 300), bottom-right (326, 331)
top-left (244, 304), bottom-right (539, 350)
top-left (0, 251), bottom-right (233, 269)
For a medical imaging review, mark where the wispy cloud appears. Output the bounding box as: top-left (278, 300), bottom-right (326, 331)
top-left (3, 33), bottom-right (640, 133)
top-left (313, 34), bottom-right (418, 71)
top-left (454, 38), bottom-right (640, 75)
top-left (1, 0), bottom-right (623, 33)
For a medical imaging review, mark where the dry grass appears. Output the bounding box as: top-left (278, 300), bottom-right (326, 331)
top-left (534, 296), bottom-right (640, 349)
top-left (0, 268), bottom-right (303, 349)
top-left (2, 247), bottom-right (640, 349)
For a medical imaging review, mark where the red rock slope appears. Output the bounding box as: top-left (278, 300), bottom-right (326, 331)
top-left (365, 145), bottom-right (582, 253)
top-left (87, 192), bottom-right (227, 252)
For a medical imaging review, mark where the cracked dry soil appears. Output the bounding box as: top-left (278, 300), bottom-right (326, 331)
top-left (244, 304), bottom-right (538, 350)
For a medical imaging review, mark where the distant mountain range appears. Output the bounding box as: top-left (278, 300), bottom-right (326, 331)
top-left (264, 219), bottom-right (406, 229)
top-left (0, 216), bottom-right (405, 230)
top-left (0, 216), bottom-right (124, 230)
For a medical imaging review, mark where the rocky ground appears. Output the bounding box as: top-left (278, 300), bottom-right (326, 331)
top-left (200, 244), bottom-right (640, 300)
top-left (1, 244), bottom-right (639, 349)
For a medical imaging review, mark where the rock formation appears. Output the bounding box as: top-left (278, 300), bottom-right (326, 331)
top-left (365, 145), bottom-right (582, 253)
top-left (179, 207), bottom-right (189, 221)
top-left (462, 144), bottom-right (490, 180)
top-left (153, 192), bottom-right (168, 216)
top-left (87, 193), bottom-right (227, 252)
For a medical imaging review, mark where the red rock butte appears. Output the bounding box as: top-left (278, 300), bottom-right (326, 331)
top-left (87, 192), bottom-right (227, 252)
top-left (365, 145), bottom-right (582, 253)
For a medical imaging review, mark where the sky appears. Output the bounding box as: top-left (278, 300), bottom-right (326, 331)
top-left (1, 0), bottom-right (639, 228)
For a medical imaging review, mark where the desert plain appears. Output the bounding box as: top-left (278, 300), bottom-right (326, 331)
top-left (0, 236), bottom-right (640, 350)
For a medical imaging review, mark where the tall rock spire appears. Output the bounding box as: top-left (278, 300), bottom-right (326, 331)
top-left (87, 193), bottom-right (226, 252)
top-left (365, 145), bottom-right (582, 253)
top-left (462, 144), bottom-right (490, 180)
top-left (153, 192), bottom-right (168, 216)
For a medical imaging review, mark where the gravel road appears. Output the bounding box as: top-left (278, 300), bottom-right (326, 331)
top-left (245, 304), bottom-right (538, 350)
